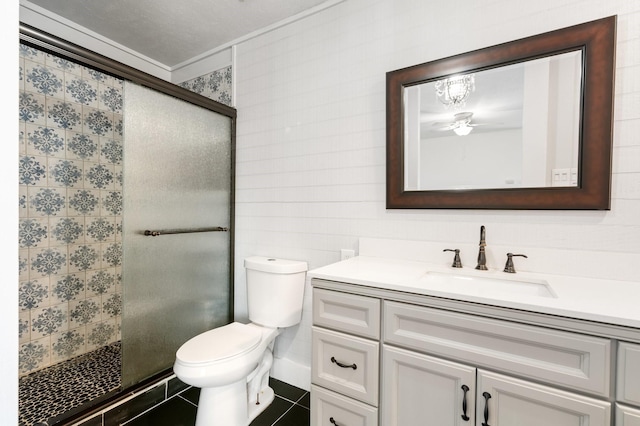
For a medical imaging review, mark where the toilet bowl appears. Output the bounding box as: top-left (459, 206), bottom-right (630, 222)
top-left (173, 256), bottom-right (307, 426)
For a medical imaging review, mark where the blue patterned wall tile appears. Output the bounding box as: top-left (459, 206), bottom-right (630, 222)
top-left (100, 137), bottom-right (123, 165)
top-left (65, 77), bottom-right (98, 107)
top-left (101, 191), bottom-right (123, 221)
top-left (19, 44), bottom-right (45, 62)
top-left (51, 273), bottom-right (85, 303)
top-left (47, 99), bottom-right (82, 130)
top-left (113, 166), bottom-right (123, 190)
top-left (83, 67), bottom-right (108, 83)
top-left (31, 304), bottom-right (68, 339)
top-left (67, 189), bottom-right (100, 216)
top-left (19, 339), bottom-right (50, 374)
top-left (19, 155), bottom-right (47, 186)
top-left (179, 66), bottom-right (233, 106)
top-left (19, 250), bottom-right (29, 281)
top-left (86, 320), bottom-right (117, 351)
top-left (24, 62), bottom-right (64, 99)
top-left (102, 242), bottom-right (122, 268)
top-left (19, 279), bottom-right (50, 310)
top-left (28, 187), bottom-right (66, 217)
top-left (26, 124), bottom-right (66, 158)
top-left (69, 298), bottom-right (100, 328)
top-left (86, 269), bottom-right (116, 296)
top-left (20, 92), bottom-right (46, 125)
top-left (102, 292), bottom-right (122, 318)
top-left (51, 329), bottom-right (86, 362)
top-left (19, 218), bottom-right (48, 248)
top-left (85, 163), bottom-right (115, 190)
top-left (66, 131), bottom-right (99, 161)
top-left (83, 107), bottom-right (113, 137)
top-left (68, 244), bottom-right (100, 272)
top-left (113, 114), bottom-right (123, 139)
top-left (46, 53), bottom-right (80, 75)
top-left (85, 217), bottom-right (115, 243)
top-left (99, 85), bottom-right (123, 113)
top-left (19, 311), bottom-right (30, 344)
top-left (30, 247), bottom-right (67, 277)
top-left (49, 158), bottom-right (83, 188)
top-left (50, 217), bottom-right (84, 245)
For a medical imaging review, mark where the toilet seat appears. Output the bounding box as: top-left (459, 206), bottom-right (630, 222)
top-left (176, 322), bottom-right (262, 365)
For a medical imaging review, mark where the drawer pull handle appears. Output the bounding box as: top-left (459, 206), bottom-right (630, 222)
top-left (331, 356), bottom-right (357, 370)
top-left (329, 417), bottom-right (340, 426)
top-left (482, 391), bottom-right (491, 426)
top-left (461, 384), bottom-right (470, 421)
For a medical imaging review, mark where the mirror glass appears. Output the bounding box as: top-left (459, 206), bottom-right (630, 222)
top-left (404, 51), bottom-right (582, 191)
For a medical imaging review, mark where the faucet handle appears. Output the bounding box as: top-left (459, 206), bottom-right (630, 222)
top-left (504, 253), bottom-right (527, 273)
top-left (443, 249), bottom-right (462, 268)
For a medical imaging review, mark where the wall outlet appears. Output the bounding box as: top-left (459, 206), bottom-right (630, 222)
top-left (340, 249), bottom-right (355, 261)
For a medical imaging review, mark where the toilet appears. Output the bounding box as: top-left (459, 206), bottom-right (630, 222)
top-left (173, 256), bottom-right (308, 426)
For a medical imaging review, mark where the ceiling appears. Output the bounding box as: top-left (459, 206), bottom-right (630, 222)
top-left (21, 0), bottom-right (335, 68)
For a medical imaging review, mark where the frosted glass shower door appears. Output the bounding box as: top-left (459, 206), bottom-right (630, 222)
top-left (121, 82), bottom-right (232, 388)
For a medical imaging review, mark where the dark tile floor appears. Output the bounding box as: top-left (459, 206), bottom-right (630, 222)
top-left (122, 378), bottom-right (310, 426)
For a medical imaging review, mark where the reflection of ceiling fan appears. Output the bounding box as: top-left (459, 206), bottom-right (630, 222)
top-left (431, 111), bottom-right (489, 136)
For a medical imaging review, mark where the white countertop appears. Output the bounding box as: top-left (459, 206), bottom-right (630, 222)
top-left (309, 255), bottom-right (640, 329)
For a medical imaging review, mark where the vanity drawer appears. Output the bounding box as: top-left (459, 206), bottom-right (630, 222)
top-left (313, 288), bottom-right (380, 339)
top-left (618, 342), bottom-right (640, 406)
top-left (383, 301), bottom-right (611, 397)
top-left (312, 326), bottom-right (379, 406)
top-left (311, 385), bottom-right (378, 426)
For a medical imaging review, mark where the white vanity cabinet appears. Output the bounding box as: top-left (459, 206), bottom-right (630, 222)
top-left (310, 279), bottom-right (633, 426)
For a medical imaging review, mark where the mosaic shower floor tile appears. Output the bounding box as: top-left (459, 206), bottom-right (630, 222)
top-left (19, 342), bottom-right (121, 426)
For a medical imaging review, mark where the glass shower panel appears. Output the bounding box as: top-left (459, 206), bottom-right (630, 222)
top-left (121, 82), bottom-right (232, 388)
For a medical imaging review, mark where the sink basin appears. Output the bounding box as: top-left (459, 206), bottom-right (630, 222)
top-left (419, 271), bottom-right (557, 298)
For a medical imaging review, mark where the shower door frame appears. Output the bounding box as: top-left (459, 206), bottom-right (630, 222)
top-left (19, 22), bottom-right (236, 422)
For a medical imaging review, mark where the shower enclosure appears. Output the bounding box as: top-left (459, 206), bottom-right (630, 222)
top-left (18, 24), bottom-right (235, 425)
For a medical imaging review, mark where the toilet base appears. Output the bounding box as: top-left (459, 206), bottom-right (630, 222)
top-left (195, 380), bottom-right (246, 426)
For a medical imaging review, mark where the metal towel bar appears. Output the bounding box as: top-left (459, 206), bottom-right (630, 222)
top-left (143, 227), bottom-right (228, 236)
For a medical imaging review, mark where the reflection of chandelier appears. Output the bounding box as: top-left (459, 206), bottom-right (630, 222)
top-left (435, 74), bottom-right (475, 109)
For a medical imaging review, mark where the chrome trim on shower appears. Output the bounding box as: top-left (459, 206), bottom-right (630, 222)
top-left (143, 227), bottom-right (229, 236)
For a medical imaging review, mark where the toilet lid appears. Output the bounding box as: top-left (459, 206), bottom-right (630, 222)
top-left (176, 322), bottom-right (262, 365)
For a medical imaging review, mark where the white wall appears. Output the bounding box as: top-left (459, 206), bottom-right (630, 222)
top-left (2, 3), bottom-right (19, 423)
top-left (233, 0), bottom-right (640, 390)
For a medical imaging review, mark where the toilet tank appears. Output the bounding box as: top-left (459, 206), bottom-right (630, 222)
top-left (244, 256), bottom-right (308, 328)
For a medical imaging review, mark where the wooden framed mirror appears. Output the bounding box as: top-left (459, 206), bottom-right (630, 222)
top-left (386, 16), bottom-right (616, 209)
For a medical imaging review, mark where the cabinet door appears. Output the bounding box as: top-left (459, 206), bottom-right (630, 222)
top-left (382, 345), bottom-right (476, 426)
top-left (477, 370), bottom-right (610, 426)
top-left (617, 403), bottom-right (640, 426)
top-left (618, 342), bottom-right (640, 406)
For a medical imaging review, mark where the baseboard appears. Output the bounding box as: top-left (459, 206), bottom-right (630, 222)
top-left (271, 357), bottom-right (310, 392)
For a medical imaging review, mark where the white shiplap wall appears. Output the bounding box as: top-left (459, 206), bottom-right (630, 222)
top-left (233, 0), bottom-right (640, 389)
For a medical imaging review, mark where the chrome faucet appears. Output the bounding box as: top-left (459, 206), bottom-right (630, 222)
top-left (475, 225), bottom-right (488, 270)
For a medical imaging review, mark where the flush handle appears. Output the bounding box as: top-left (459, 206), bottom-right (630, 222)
top-left (331, 356), bottom-right (357, 370)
